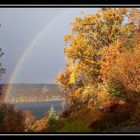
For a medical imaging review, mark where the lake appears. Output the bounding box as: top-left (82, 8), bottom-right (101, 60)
top-left (14, 100), bottom-right (66, 119)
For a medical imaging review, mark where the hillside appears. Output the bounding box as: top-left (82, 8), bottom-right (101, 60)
top-left (4, 84), bottom-right (65, 103)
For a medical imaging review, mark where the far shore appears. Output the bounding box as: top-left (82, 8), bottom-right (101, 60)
top-left (8, 98), bottom-right (66, 104)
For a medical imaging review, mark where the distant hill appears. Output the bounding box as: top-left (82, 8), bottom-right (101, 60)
top-left (3, 84), bottom-right (65, 103)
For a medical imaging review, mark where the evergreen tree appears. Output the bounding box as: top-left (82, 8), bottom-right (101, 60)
top-left (48, 106), bottom-right (57, 126)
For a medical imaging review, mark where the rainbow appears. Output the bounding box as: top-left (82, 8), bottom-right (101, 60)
top-left (4, 10), bottom-right (68, 103)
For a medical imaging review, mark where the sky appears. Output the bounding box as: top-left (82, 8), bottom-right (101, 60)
top-left (0, 8), bottom-right (99, 84)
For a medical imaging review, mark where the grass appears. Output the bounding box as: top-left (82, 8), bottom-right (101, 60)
top-left (57, 119), bottom-right (91, 132)
top-left (51, 102), bottom-right (136, 132)
top-left (47, 106), bottom-right (104, 132)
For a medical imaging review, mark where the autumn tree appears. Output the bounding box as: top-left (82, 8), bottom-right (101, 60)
top-left (100, 9), bottom-right (140, 103)
top-left (129, 8), bottom-right (140, 49)
top-left (129, 8), bottom-right (140, 30)
top-left (56, 8), bottom-right (136, 103)
top-left (0, 104), bottom-right (26, 132)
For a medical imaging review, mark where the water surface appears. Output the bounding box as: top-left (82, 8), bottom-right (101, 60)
top-left (14, 100), bottom-right (66, 118)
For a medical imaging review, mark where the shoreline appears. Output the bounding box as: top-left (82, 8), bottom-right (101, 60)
top-left (8, 99), bottom-right (66, 104)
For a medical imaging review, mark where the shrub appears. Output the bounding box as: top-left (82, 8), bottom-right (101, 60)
top-left (89, 101), bottom-right (132, 132)
top-left (107, 79), bottom-right (124, 99)
top-left (0, 104), bottom-right (26, 132)
top-left (30, 117), bottom-right (48, 132)
top-left (82, 85), bottom-right (98, 103)
top-left (110, 51), bottom-right (140, 94)
top-left (102, 47), bottom-right (140, 103)
top-left (24, 110), bottom-right (37, 132)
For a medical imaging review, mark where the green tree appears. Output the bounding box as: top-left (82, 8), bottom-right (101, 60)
top-left (48, 106), bottom-right (57, 126)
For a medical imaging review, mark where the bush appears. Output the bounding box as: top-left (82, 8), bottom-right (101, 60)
top-left (89, 101), bottom-right (133, 132)
top-left (107, 79), bottom-right (124, 99)
top-left (82, 85), bottom-right (98, 103)
top-left (109, 50), bottom-right (140, 94)
top-left (102, 47), bottom-right (140, 103)
top-left (30, 117), bottom-right (48, 132)
top-left (24, 110), bottom-right (37, 132)
top-left (0, 104), bottom-right (26, 132)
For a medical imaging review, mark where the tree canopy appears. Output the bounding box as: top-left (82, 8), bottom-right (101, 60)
top-left (56, 8), bottom-right (136, 98)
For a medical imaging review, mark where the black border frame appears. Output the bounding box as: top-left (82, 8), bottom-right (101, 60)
top-left (0, 5), bottom-right (140, 136)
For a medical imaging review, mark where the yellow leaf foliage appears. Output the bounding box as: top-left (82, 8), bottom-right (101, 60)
top-left (56, 8), bottom-right (136, 103)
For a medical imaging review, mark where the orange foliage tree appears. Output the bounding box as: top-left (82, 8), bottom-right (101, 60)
top-left (104, 48), bottom-right (140, 102)
top-left (101, 9), bottom-right (140, 102)
top-left (56, 8), bottom-right (136, 102)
